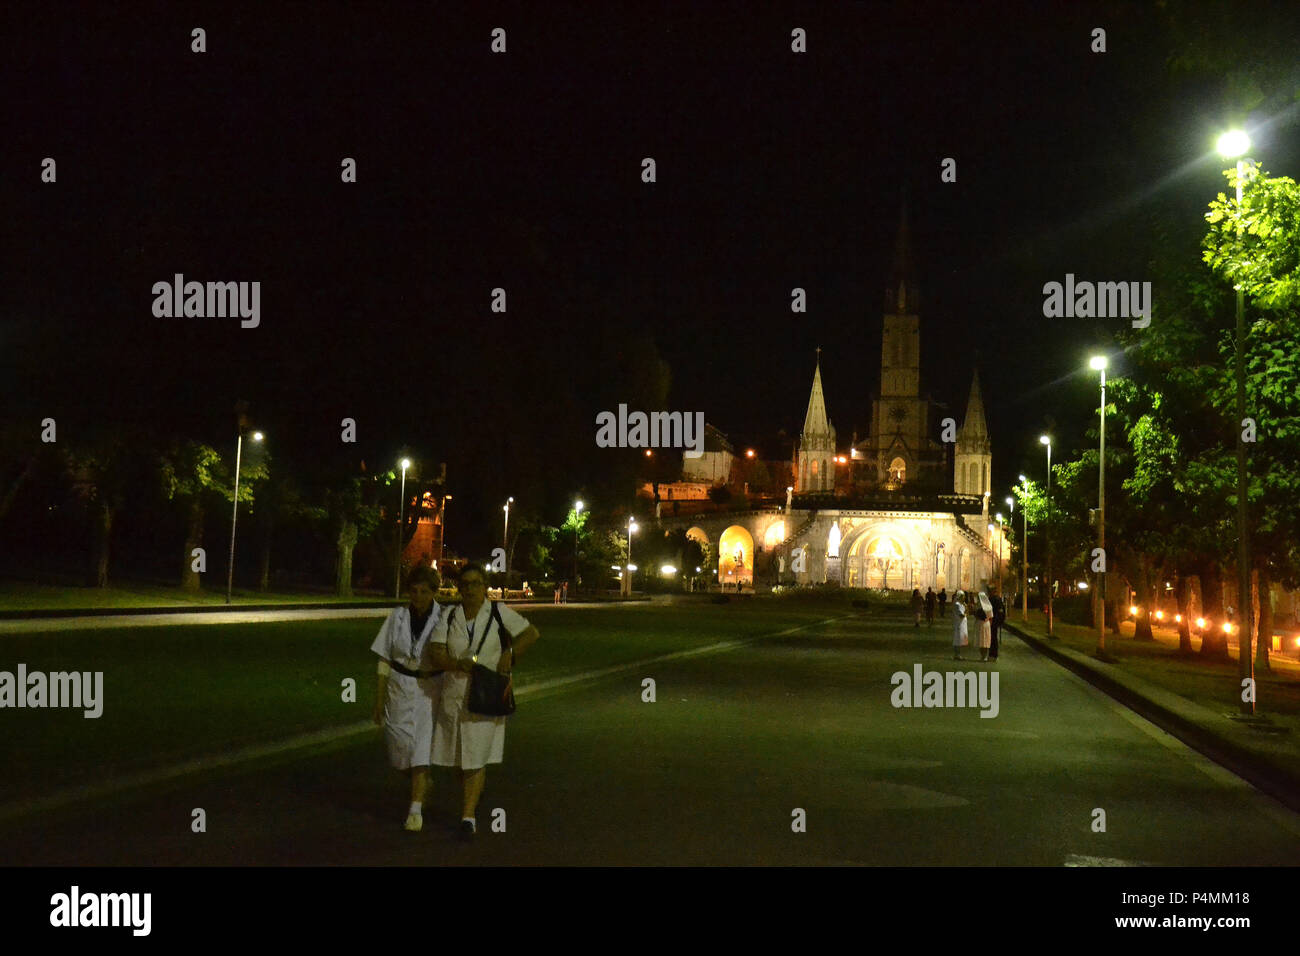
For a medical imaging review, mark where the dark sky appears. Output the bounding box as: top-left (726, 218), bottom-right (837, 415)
top-left (3, 1), bottom-right (1297, 554)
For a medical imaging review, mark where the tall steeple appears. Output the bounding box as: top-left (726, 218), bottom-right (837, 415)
top-left (797, 350), bottom-right (836, 493)
top-left (954, 368), bottom-right (992, 501)
top-left (885, 195), bottom-right (917, 315)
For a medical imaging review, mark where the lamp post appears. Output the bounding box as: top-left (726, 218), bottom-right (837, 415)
top-left (1040, 435), bottom-right (1054, 637)
top-left (226, 429), bottom-right (263, 605)
top-left (503, 496), bottom-right (514, 582)
top-left (995, 513), bottom-right (1005, 595)
top-left (573, 500), bottom-right (584, 591)
top-left (439, 494), bottom-right (452, 567)
top-left (394, 458), bottom-right (411, 598)
top-left (1089, 356), bottom-right (1109, 654)
top-left (1017, 476), bottom-right (1028, 621)
top-left (1218, 129), bottom-right (1255, 715)
top-left (624, 518), bottom-right (638, 597)
top-left (1005, 495), bottom-right (1015, 607)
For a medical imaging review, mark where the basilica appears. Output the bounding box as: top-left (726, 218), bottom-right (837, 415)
top-left (655, 213), bottom-right (1008, 594)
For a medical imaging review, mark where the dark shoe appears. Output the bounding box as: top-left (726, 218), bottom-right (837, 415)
top-left (458, 819), bottom-right (476, 841)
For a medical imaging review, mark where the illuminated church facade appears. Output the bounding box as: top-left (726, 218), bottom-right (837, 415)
top-left (659, 213), bottom-right (1008, 593)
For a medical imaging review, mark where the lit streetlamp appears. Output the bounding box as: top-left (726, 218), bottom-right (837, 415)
top-left (1217, 128), bottom-right (1255, 715)
top-left (1017, 475), bottom-right (1029, 621)
top-left (1040, 435), bottom-right (1054, 637)
top-left (226, 429), bottom-right (263, 605)
top-left (503, 496), bottom-right (514, 581)
top-left (623, 518), bottom-right (638, 597)
top-left (995, 513), bottom-right (1005, 595)
top-left (439, 494), bottom-right (452, 566)
top-left (573, 500), bottom-right (584, 591)
top-left (394, 458), bottom-right (411, 598)
top-left (1090, 355), bottom-right (1108, 654)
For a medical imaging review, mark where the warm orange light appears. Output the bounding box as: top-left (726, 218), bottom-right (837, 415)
top-left (1222, 622), bottom-right (1233, 634)
top-left (1175, 614), bottom-right (1182, 623)
top-left (746, 449), bottom-right (755, 458)
top-left (1129, 605), bottom-right (1138, 616)
top-left (1155, 611), bottom-right (1164, 621)
top-left (1196, 617), bottom-right (1206, 629)
top-left (645, 450), bottom-right (653, 457)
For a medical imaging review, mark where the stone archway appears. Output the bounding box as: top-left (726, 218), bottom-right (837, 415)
top-left (719, 525), bottom-right (754, 589)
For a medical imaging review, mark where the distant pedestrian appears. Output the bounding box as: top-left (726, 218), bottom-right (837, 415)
top-left (975, 590), bottom-right (993, 661)
top-left (938, 587), bottom-right (948, 619)
top-left (924, 587), bottom-right (936, 627)
top-left (951, 590), bottom-right (968, 660)
top-left (561, 580), bottom-right (569, 604)
top-left (989, 584), bottom-right (1006, 661)
top-left (553, 584), bottom-right (561, 605)
top-left (910, 588), bottom-right (923, 627)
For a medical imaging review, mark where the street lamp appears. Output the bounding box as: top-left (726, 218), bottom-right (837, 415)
top-left (226, 429), bottom-right (263, 605)
top-left (624, 518), bottom-right (638, 597)
top-left (439, 494), bottom-right (452, 566)
top-left (995, 513), bottom-right (1005, 595)
top-left (1040, 435), bottom-right (1054, 637)
top-left (1015, 477), bottom-right (1029, 621)
top-left (1090, 355), bottom-right (1108, 654)
top-left (1217, 128), bottom-right (1255, 715)
top-left (395, 458), bottom-right (411, 599)
top-left (573, 500), bottom-right (584, 591)
top-left (503, 496), bottom-right (514, 582)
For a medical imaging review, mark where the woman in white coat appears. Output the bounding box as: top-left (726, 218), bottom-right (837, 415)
top-left (976, 590), bottom-right (994, 662)
top-left (429, 565), bottom-right (541, 840)
top-left (370, 565), bottom-right (444, 832)
top-left (951, 589), bottom-right (969, 660)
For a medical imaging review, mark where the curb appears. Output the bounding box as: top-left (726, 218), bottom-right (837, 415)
top-left (1004, 620), bottom-right (1300, 817)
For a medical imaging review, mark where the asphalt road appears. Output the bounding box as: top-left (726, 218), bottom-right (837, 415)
top-left (4, 608), bottom-right (1298, 865)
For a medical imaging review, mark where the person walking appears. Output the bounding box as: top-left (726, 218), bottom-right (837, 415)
top-left (429, 565), bottom-right (541, 840)
top-left (910, 588), bottom-right (924, 627)
top-left (924, 587), bottom-right (936, 628)
top-left (370, 565), bottom-right (444, 832)
top-left (951, 589), bottom-right (968, 660)
top-left (975, 590), bottom-right (993, 662)
top-left (989, 584), bottom-right (1006, 661)
top-left (938, 587), bottom-right (948, 620)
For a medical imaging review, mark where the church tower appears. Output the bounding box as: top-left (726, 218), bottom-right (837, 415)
top-left (869, 202), bottom-right (932, 488)
top-left (797, 353), bottom-right (836, 493)
top-left (954, 368), bottom-right (992, 505)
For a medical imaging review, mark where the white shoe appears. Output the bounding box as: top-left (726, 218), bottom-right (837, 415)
top-left (404, 813), bottom-right (423, 832)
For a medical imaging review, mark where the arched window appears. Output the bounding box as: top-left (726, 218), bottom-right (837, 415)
top-left (810, 459), bottom-right (819, 477)
top-left (827, 523), bottom-right (841, 558)
top-left (889, 457), bottom-right (906, 483)
top-left (981, 462), bottom-right (987, 493)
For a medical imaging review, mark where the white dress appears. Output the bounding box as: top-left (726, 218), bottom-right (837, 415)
top-left (431, 601), bottom-right (532, 770)
top-left (952, 600), bottom-right (968, 647)
top-left (976, 593), bottom-right (993, 649)
top-left (370, 604), bottom-right (443, 770)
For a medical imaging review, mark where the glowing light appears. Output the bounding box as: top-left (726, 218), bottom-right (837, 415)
top-left (1129, 605), bottom-right (1138, 616)
top-left (1089, 355), bottom-right (1108, 371)
top-left (1196, 617), bottom-right (1206, 629)
top-left (626, 563), bottom-right (638, 571)
top-left (1216, 129), bottom-right (1250, 158)
top-left (644, 450), bottom-right (653, 457)
top-left (746, 449), bottom-right (755, 458)
top-left (660, 565), bottom-right (677, 575)
top-left (400, 458), bottom-right (411, 470)
top-left (1175, 614), bottom-right (1182, 623)
top-left (1155, 611), bottom-right (1164, 621)
top-left (252, 431), bottom-right (264, 442)
top-left (1039, 435), bottom-right (1051, 446)
top-left (1078, 581), bottom-right (1089, 590)
top-left (1222, 622), bottom-right (1233, 634)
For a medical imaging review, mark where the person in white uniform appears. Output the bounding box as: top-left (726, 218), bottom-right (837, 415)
top-left (951, 589), bottom-right (969, 660)
top-left (976, 589), bottom-right (994, 661)
top-left (429, 565), bottom-right (540, 840)
top-left (370, 565), bottom-right (444, 832)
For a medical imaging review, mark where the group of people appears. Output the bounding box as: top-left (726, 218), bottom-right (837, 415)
top-left (911, 584), bottom-right (1007, 662)
top-left (370, 564), bottom-right (541, 838)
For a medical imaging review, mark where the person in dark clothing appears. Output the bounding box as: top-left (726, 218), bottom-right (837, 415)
top-left (910, 588), bottom-right (924, 627)
top-left (924, 587), bottom-right (936, 627)
top-left (937, 588), bottom-right (948, 619)
top-left (989, 584), bottom-right (1007, 660)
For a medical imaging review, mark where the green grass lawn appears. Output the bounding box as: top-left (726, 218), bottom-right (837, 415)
top-left (0, 581), bottom-right (392, 612)
top-left (0, 601), bottom-right (845, 805)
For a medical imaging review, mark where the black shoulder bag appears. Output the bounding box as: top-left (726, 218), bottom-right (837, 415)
top-left (464, 601), bottom-right (517, 717)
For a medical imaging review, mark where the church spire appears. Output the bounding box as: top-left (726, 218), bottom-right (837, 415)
top-left (801, 350), bottom-right (833, 440)
top-left (958, 368), bottom-right (989, 443)
top-left (885, 195), bottom-right (917, 313)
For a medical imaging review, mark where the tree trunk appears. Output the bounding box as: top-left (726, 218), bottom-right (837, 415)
top-left (335, 520), bottom-right (358, 597)
top-left (1199, 560), bottom-right (1229, 658)
top-left (1176, 573), bottom-right (1193, 654)
top-left (91, 504), bottom-right (113, 588)
top-left (180, 497), bottom-right (204, 592)
top-left (1256, 566), bottom-right (1273, 674)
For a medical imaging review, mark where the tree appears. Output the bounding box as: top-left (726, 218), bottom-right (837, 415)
top-left (66, 426), bottom-right (149, 588)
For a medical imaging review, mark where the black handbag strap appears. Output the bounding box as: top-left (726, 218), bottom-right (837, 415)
top-left (461, 601), bottom-right (509, 658)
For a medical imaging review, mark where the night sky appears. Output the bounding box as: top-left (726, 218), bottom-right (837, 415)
top-left (4, 1), bottom-right (1298, 557)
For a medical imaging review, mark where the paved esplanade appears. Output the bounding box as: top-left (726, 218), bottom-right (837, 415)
top-left (4, 607), bottom-right (1297, 865)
